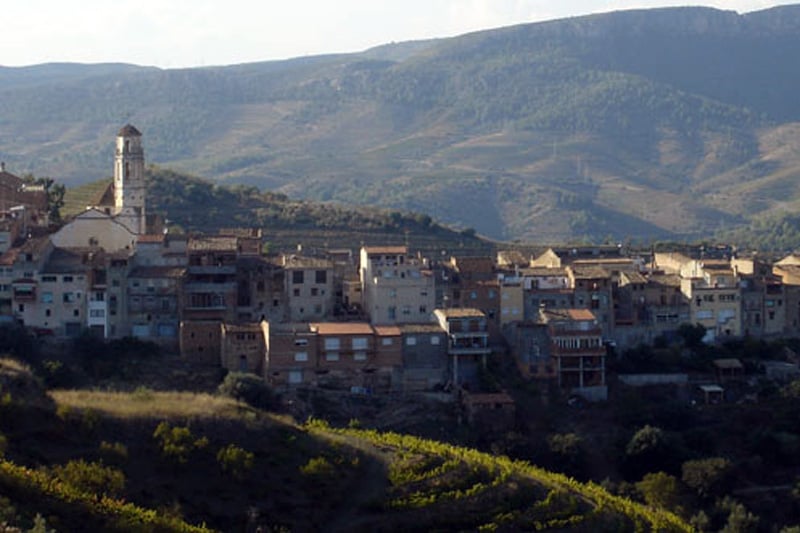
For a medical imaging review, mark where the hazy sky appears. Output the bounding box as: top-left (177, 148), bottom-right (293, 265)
top-left (1, 1), bottom-right (794, 68)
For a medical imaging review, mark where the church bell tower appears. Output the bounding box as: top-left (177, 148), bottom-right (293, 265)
top-left (113, 124), bottom-right (146, 234)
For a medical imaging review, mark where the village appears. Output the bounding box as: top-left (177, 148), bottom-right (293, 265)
top-left (1, 125), bottom-right (799, 419)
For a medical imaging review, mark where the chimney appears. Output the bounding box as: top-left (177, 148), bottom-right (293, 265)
top-left (0, 162), bottom-right (5, 172)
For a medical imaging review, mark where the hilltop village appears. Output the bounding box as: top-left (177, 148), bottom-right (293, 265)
top-left (2, 126), bottom-right (800, 408)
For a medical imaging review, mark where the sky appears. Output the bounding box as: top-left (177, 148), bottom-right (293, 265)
top-left (0, 0), bottom-right (796, 69)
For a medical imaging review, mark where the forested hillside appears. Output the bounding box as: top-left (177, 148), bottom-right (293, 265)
top-left (4, 5), bottom-right (800, 244)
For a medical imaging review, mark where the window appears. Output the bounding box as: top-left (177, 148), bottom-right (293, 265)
top-left (352, 337), bottom-right (368, 350)
top-left (293, 288), bottom-right (300, 297)
top-left (292, 271), bottom-right (304, 284)
top-left (41, 292), bottom-right (53, 304)
top-left (431, 336), bottom-right (440, 345)
top-left (311, 287), bottom-right (319, 296)
top-left (89, 309), bottom-right (105, 318)
top-left (315, 270), bottom-right (327, 284)
top-left (73, 309), bottom-right (80, 317)
top-left (41, 276), bottom-right (56, 283)
top-left (294, 338), bottom-right (309, 346)
top-left (63, 292), bottom-right (76, 303)
top-left (354, 352), bottom-right (367, 361)
top-left (388, 306), bottom-right (396, 320)
top-left (470, 291), bottom-right (477, 300)
top-left (381, 338), bottom-right (393, 346)
top-left (419, 305), bottom-right (427, 314)
top-left (406, 336), bottom-right (417, 346)
top-left (288, 370), bottom-right (303, 384)
top-left (294, 352), bottom-right (308, 362)
top-left (63, 276), bottom-right (73, 282)
top-left (324, 338), bottom-right (341, 350)
top-left (325, 352), bottom-right (339, 362)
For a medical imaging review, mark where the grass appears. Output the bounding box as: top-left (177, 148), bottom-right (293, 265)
top-left (50, 389), bottom-right (255, 420)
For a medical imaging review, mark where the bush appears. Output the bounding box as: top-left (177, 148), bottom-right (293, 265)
top-left (681, 457), bottom-right (733, 500)
top-left (98, 441), bottom-right (129, 466)
top-left (217, 372), bottom-right (274, 410)
top-left (216, 444), bottom-right (254, 480)
top-left (636, 472), bottom-right (683, 512)
top-left (51, 459), bottom-right (125, 498)
top-left (153, 422), bottom-right (209, 465)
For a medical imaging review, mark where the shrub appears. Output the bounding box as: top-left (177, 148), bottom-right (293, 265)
top-left (636, 472), bottom-right (683, 512)
top-left (217, 372), bottom-right (274, 410)
top-left (51, 459), bottom-right (125, 498)
top-left (216, 444), bottom-right (254, 480)
top-left (681, 457), bottom-right (733, 500)
top-left (300, 456), bottom-right (336, 478)
top-left (98, 441), bottom-right (129, 465)
top-left (153, 422), bottom-right (209, 465)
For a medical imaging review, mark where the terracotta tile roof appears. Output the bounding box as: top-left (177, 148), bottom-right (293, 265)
top-left (373, 325), bottom-right (402, 336)
top-left (311, 322), bottom-right (374, 336)
top-left (541, 308), bottom-right (596, 322)
top-left (137, 234), bottom-right (165, 244)
top-left (362, 246), bottom-right (407, 255)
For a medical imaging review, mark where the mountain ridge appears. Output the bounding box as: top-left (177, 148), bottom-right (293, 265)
top-left (2, 5), bottom-right (800, 243)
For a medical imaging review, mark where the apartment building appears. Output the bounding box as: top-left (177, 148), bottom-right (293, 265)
top-left (434, 308), bottom-right (491, 389)
top-left (541, 308), bottom-right (607, 401)
top-left (359, 246), bottom-right (435, 325)
top-left (282, 255), bottom-right (334, 322)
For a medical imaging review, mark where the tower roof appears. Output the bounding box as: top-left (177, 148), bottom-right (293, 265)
top-left (117, 124), bottom-right (142, 137)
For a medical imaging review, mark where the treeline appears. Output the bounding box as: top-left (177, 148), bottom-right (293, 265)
top-left (146, 166), bottom-right (450, 237)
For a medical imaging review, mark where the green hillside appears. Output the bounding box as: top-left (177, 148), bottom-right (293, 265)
top-left (4, 5), bottom-right (800, 243)
top-left (0, 358), bottom-right (690, 532)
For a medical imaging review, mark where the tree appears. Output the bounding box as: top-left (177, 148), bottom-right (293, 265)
top-left (217, 372), bottom-right (274, 410)
top-left (624, 425), bottom-right (680, 479)
top-left (677, 323), bottom-right (706, 348)
top-left (681, 457), bottom-right (733, 500)
top-left (635, 471), bottom-right (683, 512)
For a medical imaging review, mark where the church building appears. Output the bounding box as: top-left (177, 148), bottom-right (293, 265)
top-left (51, 125), bottom-right (152, 251)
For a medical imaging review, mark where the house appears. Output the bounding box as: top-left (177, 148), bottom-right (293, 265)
top-left (312, 322), bottom-right (397, 390)
top-left (0, 162), bottom-right (49, 225)
top-left (282, 255), bottom-right (334, 321)
top-left (397, 323), bottom-right (448, 391)
top-left (462, 391), bottom-right (516, 431)
top-left (540, 308), bottom-right (607, 401)
top-left (359, 246), bottom-right (435, 325)
top-left (520, 267), bottom-right (573, 320)
top-left (263, 322), bottom-right (318, 388)
top-left (567, 266), bottom-right (614, 338)
top-left (220, 322), bottom-right (265, 374)
top-left (434, 308), bottom-right (491, 390)
top-left (680, 262), bottom-right (742, 341)
top-left (126, 265), bottom-right (183, 346)
top-left (235, 256), bottom-right (286, 323)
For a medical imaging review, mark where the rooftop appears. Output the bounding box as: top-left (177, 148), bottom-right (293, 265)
top-left (188, 236), bottom-right (238, 253)
top-left (362, 245), bottom-right (408, 255)
top-left (373, 325), bottom-right (402, 337)
top-left (311, 322), bottom-right (374, 336)
top-left (435, 308), bottom-right (486, 319)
